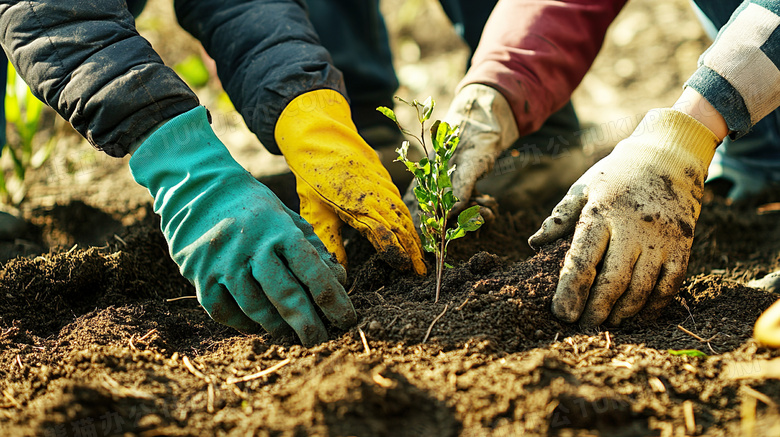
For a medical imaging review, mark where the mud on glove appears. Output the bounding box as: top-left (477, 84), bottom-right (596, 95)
top-left (529, 109), bottom-right (719, 326)
top-left (129, 106), bottom-right (356, 346)
top-left (276, 89), bottom-right (426, 275)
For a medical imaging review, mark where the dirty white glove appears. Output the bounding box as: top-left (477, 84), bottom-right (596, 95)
top-left (403, 84), bottom-right (518, 218)
top-left (748, 271), bottom-right (780, 293)
top-left (529, 109), bottom-right (719, 326)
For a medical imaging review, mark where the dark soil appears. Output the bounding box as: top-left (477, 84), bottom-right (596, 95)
top-left (3, 0), bottom-right (780, 435)
top-left (2, 189), bottom-right (780, 437)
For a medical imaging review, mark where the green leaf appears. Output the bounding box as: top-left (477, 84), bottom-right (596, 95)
top-left (395, 96), bottom-right (413, 107)
top-left (438, 166), bottom-right (452, 189)
top-left (419, 157), bottom-right (431, 174)
top-left (446, 124), bottom-right (460, 140)
top-left (424, 215), bottom-right (441, 233)
top-left (429, 120), bottom-right (441, 150)
top-left (419, 203), bottom-right (435, 216)
top-left (443, 190), bottom-right (457, 210)
top-left (2, 62), bottom-right (58, 196)
top-left (420, 227), bottom-right (436, 253)
top-left (668, 349), bottom-right (709, 358)
top-left (414, 185), bottom-right (429, 204)
top-left (457, 205), bottom-right (485, 232)
top-left (413, 158), bottom-right (431, 180)
top-left (174, 54), bottom-right (210, 88)
top-left (24, 86), bottom-right (44, 121)
top-left (445, 262), bottom-right (454, 269)
top-left (378, 104), bottom-right (414, 136)
top-left (421, 96), bottom-right (434, 122)
top-left (434, 121), bottom-right (450, 154)
top-left (21, 87), bottom-right (43, 156)
top-left (402, 161), bottom-right (418, 174)
top-left (377, 106), bottom-right (398, 124)
top-left (446, 226), bottom-right (466, 241)
top-left (5, 65), bottom-right (20, 126)
top-left (428, 177), bottom-right (441, 197)
top-left (445, 135), bottom-right (460, 159)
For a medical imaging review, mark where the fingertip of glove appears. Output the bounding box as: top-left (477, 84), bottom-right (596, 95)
top-left (405, 240), bottom-right (427, 275)
top-left (605, 312), bottom-right (626, 327)
top-left (298, 324), bottom-right (330, 348)
top-left (529, 218), bottom-right (556, 246)
top-left (527, 231), bottom-right (547, 251)
top-left (578, 311), bottom-right (607, 329)
top-left (334, 307), bottom-right (358, 330)
top-left (324, 253), bottom-right (348, 285)
top-left (413, 258), bottom-right (428, 276)
top-left (551, 296), bottom-right (581, 324)
top-left (381, 247), bottom-right (427, 276)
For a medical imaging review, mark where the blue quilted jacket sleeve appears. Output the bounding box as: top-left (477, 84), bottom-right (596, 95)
top-left (0, 0), bottom-right (345, 157)
top-left (173, 0), bottom-right (346, 154)
top-left (0, 0), bottom-right (199, 157)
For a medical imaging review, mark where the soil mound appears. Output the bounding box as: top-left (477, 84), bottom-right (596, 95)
top-left (2, 201), bottom-right (779, 435)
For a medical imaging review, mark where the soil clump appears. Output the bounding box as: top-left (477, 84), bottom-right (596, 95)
top-left (1, 192), bottom-right (780, 436)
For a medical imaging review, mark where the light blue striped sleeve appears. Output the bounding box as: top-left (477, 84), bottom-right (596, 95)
top-left (684, 0), bottom-right (780, 139)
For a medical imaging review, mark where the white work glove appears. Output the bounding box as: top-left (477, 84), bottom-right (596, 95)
top-left (528, 109), bottom-right (719, 326)
top-left (403, 84), bottom-right (519, 219)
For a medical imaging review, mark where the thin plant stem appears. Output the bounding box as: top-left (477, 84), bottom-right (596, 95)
top-left (410, 133), bottom-right (425, 152)
top-left (419, 123), bottom-right (428, 156)
top-left (434, 190), bottom-right (447, 303)
top-left (435, 226), bottom-right (446, 303)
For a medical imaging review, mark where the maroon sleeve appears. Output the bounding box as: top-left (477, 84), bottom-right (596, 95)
top-left (458, 0), bottom-right (627, 136)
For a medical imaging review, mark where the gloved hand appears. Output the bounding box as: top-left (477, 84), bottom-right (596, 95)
top-left (275, 89), bottom-right (426, 275)
top-left (129, 106), bottom-right (356, 346)
top-left (528, 109), bottom-right (719, 326)
top-left (403, 84), bottom-right (519, 221)
top-left (748, 270), bottom-right (780, 293)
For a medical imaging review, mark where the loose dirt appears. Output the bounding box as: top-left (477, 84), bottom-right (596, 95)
top-left (2, 0), bottom-right (780, 436)
top-left (2, 193), bottom-right (780, 436)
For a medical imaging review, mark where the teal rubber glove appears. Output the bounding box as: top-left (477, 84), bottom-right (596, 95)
top-left (128, 106), bottom-right (356, 346)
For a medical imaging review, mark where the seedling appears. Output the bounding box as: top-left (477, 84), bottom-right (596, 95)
top-left (1, 63), bottom-right (55, 204)
top-left (378, 96), bottom-right (484, 302)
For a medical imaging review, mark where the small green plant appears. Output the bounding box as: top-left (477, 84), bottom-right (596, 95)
top-left (378, 96), bottom-right (484, 303)
top-left (1, 63), bottom-right (54, 204)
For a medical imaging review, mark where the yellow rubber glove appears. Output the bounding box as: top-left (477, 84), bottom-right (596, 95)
top-left (275, 89), bottom-right (426, 275)
top-left (529, 109), bottom-right (719, 326)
